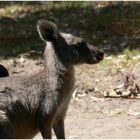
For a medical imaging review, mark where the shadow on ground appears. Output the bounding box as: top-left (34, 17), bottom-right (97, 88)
top-left (0, 2), bottom-right (139, 58)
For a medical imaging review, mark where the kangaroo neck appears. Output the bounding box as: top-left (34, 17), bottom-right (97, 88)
top-left (44, 42), bottom-right (67, 77)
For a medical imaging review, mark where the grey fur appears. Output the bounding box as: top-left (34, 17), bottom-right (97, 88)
top-left (0, 19), bottom-right (103, 139)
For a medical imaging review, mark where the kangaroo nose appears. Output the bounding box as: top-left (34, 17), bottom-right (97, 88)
top-left (99, 50), bottom-right (104, 60)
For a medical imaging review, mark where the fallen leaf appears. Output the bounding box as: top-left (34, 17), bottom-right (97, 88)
top-left (102, 108), bottom-right (124, 117)
top-left (117, 83), bottom-right (124, 89)
top-left (72, 87), bottom-right (79, 99)
top-left (122, 91), bottom-right (131, 96)
top-left (91, 96), bottom-right (105, 102)
top-left (128, 109), bottom-right (140, 118)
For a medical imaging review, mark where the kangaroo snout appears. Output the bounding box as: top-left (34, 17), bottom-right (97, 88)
top-left (97, 50), bottom-right (104, 61)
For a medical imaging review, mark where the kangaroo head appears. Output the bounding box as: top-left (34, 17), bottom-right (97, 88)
top-left (37, 19), bottom-right (104, 65)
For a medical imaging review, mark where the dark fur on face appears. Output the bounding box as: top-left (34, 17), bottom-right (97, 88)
top-left (0, 20), bottom-right (103, 139)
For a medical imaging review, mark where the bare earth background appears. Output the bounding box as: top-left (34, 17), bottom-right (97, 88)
top-left (0, 57), bottom-right (140, 139)
top-left (0, 1), bottom-right (140, 139)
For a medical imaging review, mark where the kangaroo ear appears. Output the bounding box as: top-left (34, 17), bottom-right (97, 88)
top-left (0, 64), bottom-right (9, 77)
top-left (37, 20), bottom-right (59, 42)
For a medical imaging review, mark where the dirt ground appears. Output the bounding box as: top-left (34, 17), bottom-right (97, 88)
top-left (0, 2), bottom-right (140, 139)
top-left (0, 57), bottom-right (140, 139)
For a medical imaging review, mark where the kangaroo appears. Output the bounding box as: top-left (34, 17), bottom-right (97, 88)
top-left (0, 19), bottom-right (104, 139)
top-left (0, 64), bottom-right (9, 77)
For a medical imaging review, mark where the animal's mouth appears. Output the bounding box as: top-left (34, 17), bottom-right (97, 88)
top-left (87, 58), bottom-right (102, 64)
top-left (95, 57), bottom-right (103, 63)
top-left (95, 50), bottom-right (104, 62)
top-left (87, 51), bottom-right (104, 64)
